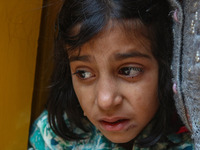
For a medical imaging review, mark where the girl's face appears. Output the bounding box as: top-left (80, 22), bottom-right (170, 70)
top-left (69, 23), bottom-right (159, 143)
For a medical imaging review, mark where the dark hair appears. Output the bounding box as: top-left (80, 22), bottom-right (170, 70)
top-left (47, 0), bottom-right (179, 148)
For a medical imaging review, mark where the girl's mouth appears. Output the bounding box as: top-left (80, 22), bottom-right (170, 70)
top-left (99, 119), bottom-right (130, 131)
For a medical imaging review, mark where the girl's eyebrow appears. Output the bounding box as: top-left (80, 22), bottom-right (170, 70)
top-left (69, 55), bottom-right (91, 62)
top-left (69, 51), bottom-right (151, 62)
top-left (114, 51), bottom-right (152, 60)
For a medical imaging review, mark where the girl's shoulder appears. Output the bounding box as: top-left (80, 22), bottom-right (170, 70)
top-left (29, 110), bottom-right (62, 149)
top-left (132, 127), bottom-right (194, 150)
top-left (29, 111), bottom-right (194, 150)
top-left (28, 110), bottom-right (125, 150)
top-left (133, 133), bottom-right (194, 150)
top-left (146, 131), bottom-right (194, 150)
top-left (165, 131), bottom-right (194, 150)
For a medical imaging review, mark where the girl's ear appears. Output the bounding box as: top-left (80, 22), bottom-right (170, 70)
top-left (170, 0), bottom-right (200, 149)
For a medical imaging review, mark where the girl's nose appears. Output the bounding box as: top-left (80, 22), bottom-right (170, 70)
top-left (96, 77), bottom-right (123, 111)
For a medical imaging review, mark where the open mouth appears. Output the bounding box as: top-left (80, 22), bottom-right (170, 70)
top-left (101, 119), bottom-right (128, 125)
top-left (99, 119), bottom-right (130, 131)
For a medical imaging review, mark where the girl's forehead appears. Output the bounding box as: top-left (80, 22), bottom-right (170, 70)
top-left (68, 24), bottom-right (152, 60)
top-left (68, 19), bottom-right (152, 56)
top-left (70, 19), bottom-right (150, 40)
top-left (94, 19), bottom-right (150, 39)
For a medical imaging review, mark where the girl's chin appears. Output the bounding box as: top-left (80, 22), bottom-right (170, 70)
top-left (105, 135), bottom-right (135, 144)
top-left (99, 128), bottom-right (139, 144)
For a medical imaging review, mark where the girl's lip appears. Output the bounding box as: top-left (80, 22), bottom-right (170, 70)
top-left (99, 117), bottom-right (132, 131)
top-left (100, 117), bottom-right (128, 122)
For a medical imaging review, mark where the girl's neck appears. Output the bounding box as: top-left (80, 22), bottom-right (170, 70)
top-left (118, 139), bottom-right (135, 150)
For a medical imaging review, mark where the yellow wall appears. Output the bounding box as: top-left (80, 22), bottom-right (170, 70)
top-left (31, 0), bottom-right (63, 124)
top-left (0, 0), bottom-right (42, 149)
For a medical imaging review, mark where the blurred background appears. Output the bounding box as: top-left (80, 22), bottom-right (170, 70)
top-left (0, 0), bottom-right (61, 149)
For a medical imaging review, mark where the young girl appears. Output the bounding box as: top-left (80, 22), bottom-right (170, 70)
top-left (29, 0), bottom-right (194, 149)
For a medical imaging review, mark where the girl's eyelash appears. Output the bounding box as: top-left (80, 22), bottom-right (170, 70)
top-left (73, 66), bottom-right (143, 80)
top-left (119, 66), bottom-right (143, 72)
top-left (73, 70), bottom-right (94, 79)
top-left (118, 66), bottom-right (143, 78)
top-left (72, 70), bottom-right (84, 75)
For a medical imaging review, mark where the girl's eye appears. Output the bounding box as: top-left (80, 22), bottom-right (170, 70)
top-left (118, 67), bottom-right (143, 78)
top-left (73, 70), bottom-right (94, 79)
